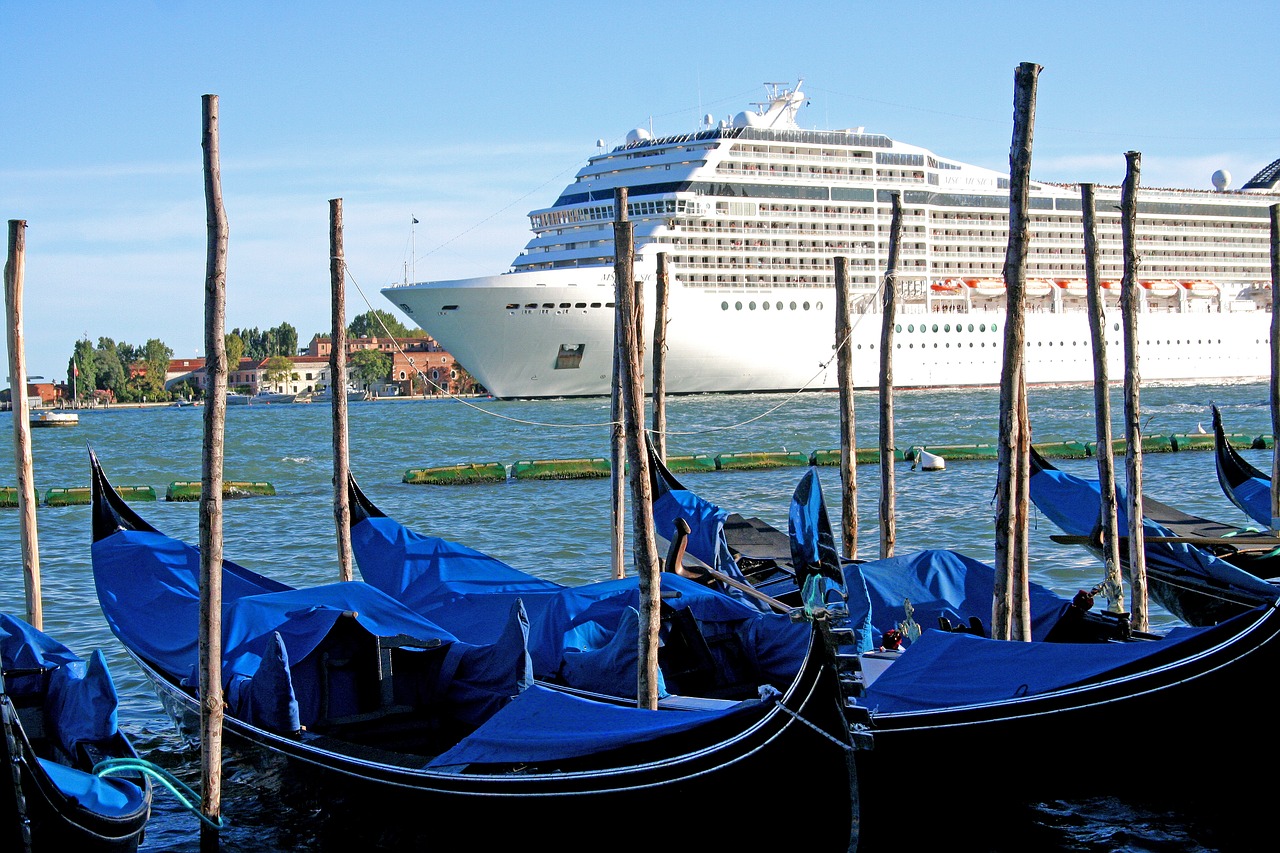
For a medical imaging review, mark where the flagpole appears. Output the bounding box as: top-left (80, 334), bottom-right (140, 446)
top-left (411, 215), bottom-right (417, 285)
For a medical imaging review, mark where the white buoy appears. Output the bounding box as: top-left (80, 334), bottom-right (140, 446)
top-left (1195, 422), bottom-right (1208, 434)
top-left (913, 448), bottom-right (946, 471)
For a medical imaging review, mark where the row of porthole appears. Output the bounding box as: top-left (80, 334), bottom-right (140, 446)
top-left (862, 339), bottom-right (1225, 350)
top-left (897, 322), bottom-right (1000, 334)
top-left (722, 300), bottom-right (824, 311)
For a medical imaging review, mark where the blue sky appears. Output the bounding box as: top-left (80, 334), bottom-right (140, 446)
top-left (3, 1), bottom-right (1277, 382)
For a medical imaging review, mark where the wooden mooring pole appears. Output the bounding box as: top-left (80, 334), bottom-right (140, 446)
top-left (651, 252), bottom-right (669, 462)
top-left (610, 187), bottom-right (630, 580)
top-left (1270, 203), bottom-right (1279, 534)
top-left (198, 92), bottom-right (227, 844)
top-left (878, 193), bottom-right (903, 558)
top-left (993, 61), bottom-right (1040, 642)
top-left (1119, 151), bottom-right (1150, 632)
top-left (5, 220), bottom-right (41, 630)
top-left (1081, 183), bottom-right (1125, 612)
top-left (330, 198), bottom-right (354, 581)
top-left (834, 256), bottom-right (857, 560)
top-left (613, 188), bottom-right (661, 709)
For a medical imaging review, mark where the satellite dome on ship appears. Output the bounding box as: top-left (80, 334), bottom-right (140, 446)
top-left (625, 127), bottom-right (653, 144)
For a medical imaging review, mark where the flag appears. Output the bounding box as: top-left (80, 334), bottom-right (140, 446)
top-left (412, 217), bottom-right (419, 224)
top-left (73, 364), bottom-right (79, 377)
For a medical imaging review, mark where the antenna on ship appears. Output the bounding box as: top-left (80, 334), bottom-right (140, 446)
top-left (410, 214), bottom-right (419, 285)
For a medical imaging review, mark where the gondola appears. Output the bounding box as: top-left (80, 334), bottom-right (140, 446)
top-left (1212, 403), bottom-right (1276, 530)
top-left (2, 612), bottom-right (152, 852)
top-left (350, 453), bottom-right (1280, 845)
top-left (88, 450), bottom-right (866, 852)
top-left (1026, 445), bottom-right (1280, 625)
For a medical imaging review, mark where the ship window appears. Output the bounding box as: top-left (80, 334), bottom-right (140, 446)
top-left (554, 344), bottom-right (585, 370)
top-left (932, 324), bottom-right (939, 332)
top-left (735, 301), bottom-right (743, 310)
top-left (542, 303), bottom-right (554, 309)
top-left (525, 303), bottom-right (538, 308)
top-left (944, 324), bottom-right (951, 332)
top-left (749, 301), bottom-right (757, 310)
top-left (790, 302), bottom-right (797, 310)
top-left (968, 324), bottom-right (974, 332)
top-left (803, 302), bottom-right (810, 310)
top-left (591, 303), bottom-right (602, 308)
top-left (721, 302), bottom-right (729, 310)
top-left (442, 305), bottom-right (459, 311)
top-left (763, 301), bottom-right (770, 310)
top-left (816, 302), bottom-right (823, 310)
top-left (575, 303), bottom-right (587, 308)
top-left (559, 303), bottom-right (571, 308)
top-left (506, 304), bottom-right (519, 309)
top-left (906, 324), bottom-right (914, 332)
top-left (776, 302), bottom-right (783, 310)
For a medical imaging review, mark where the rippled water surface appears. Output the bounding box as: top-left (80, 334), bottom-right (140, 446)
top-left (2, 382), bottom-right (1273, 851)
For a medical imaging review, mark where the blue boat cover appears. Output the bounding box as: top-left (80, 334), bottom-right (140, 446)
top-left (1029, 460), bottom-right (1280, 600)
top-left (352, 514), bottom-right (812, 698)
top-left (851, 550), bottom-right (1074, 645)
top-left (1, 612), bottom-right (146, 816)
top-left (427, 683), bottom-right (764, 769)
top-left (861, 609), bottom-right (1249, 714)
top-left (92, 528), bottom-right (533, 730)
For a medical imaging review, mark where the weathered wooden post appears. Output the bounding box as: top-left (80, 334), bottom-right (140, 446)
top-left (5, 220), bottom-right (41, 630)
top-left (651, 252), bottom-right (669, 461)
top-left (1119, 151), bottom-right (1150, 631)
top-left (879, 193), bottom-right (903, 558)
top-left (330, 198), bottom-right (353, 582)
top-left (1270, 203), bottom-right (1279, 534)
top-left (993, 61), bottom-right (1040, 642)
top-left (610, 187), bottom-right (630, 580)
top-left (834, 256), bottom-right (857, 560)
top-left (613, 190), bottom-right (661, 710)
top-left (198, 92), bottom-right (228, 840)
top-left (1081, 183), bottom-right (1125, 612)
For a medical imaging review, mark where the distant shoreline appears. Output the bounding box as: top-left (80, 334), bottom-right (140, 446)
top-left (11, 394), bottom-right (493, 412)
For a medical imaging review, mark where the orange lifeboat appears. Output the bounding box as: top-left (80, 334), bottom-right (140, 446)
top-left (964, 278), bottom-right (1006, 297)
top-left (930, 279), bottom-right (964, 294)
top-left (1054, 279), bottom-right (1088, 296)
top-left (1025, 279), bottom-right (1054, 297)
top-left (1181, 279), bottom-right (1219, 296)
top-left (1140, 279), bottom-right (1179, 297)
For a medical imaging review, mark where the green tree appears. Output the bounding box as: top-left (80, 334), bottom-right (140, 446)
top-left (262, 355), bottom-right (296, 390)
top-left (69, 339), bottom-right (96, 401)
top-left (225, 333), bottom-right (245, 367)
top-left (94, 338), bottom-right (128, 399)
top-left (350, 349), bottom-right (391, 389)
top-left (348, 310), bottom-right (420, 340)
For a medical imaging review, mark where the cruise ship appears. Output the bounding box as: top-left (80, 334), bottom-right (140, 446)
top-left (382, 81), bottom-right (1280, 399)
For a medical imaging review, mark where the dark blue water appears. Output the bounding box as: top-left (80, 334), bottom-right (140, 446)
top-left (2, 381), bottom-right (1273, 851)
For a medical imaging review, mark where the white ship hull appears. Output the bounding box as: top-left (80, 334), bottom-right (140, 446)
top-left (382, 81), bottom-right (1279, 399)
top-left (385, 271), bottom-right (1272, 398)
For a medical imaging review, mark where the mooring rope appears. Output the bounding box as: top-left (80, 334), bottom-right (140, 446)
top-left (341, 260), bottom-right (889, 441)
top-left (94, 757), bottom-right (224, 831)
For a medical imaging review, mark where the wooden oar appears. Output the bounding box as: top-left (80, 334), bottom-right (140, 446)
top-left (1051, 533), bottom-right (1280, 547)
top-left (663, 518), bottom-right (792, 614)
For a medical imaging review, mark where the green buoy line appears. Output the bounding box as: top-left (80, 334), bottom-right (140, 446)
top-left (399, 431), bottom-right (1274, 485)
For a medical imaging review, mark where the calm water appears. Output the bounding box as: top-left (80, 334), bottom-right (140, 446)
top-left (2, 382), bottom-right (1274, 851)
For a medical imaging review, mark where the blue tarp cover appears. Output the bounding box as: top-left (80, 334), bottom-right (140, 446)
top-left (427, 683), bottom-right (761, 769)
top-left (1029, 461), bottom-right (1280, 599)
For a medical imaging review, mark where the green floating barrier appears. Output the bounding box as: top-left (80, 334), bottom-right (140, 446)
top-left (404, 462), bottom-right (507, 485)
top-left (907, 444), bottom-right (999, 462)
top-left (715, 451), bottom-right (809, 471)
top-left (663, 454), bottom-right (717, 474)
top-left (809, 448), bottom-right (904, 466)
top-left (511, 458), bottom-right (611, 481)
top-left (1031, 441), bottom-right (1090, 459)
top-left (166, 481), bottom-right (276, 501)
top-left (0, 487), bottom-right (19, 508)
top-left (41, 487), bottom-right (154, 507)
top-left (1085, 436), bottom-right (1175, 455)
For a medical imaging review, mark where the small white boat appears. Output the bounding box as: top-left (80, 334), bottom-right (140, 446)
top-left (247, 389), bottom-right (299, 404)
top-left (309, 385), bottom-right (368, 403)
top-left (29, 409), bottom-right (78, 427)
